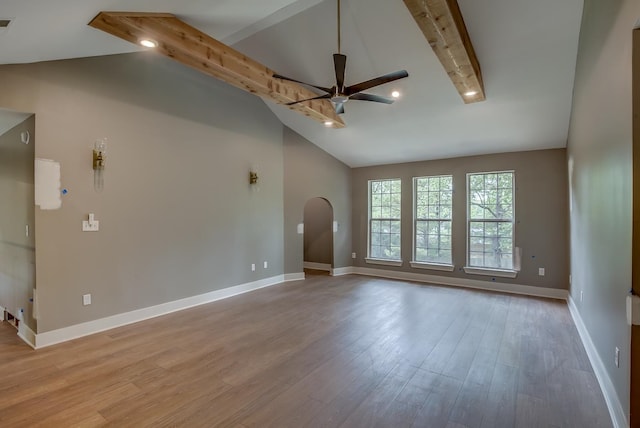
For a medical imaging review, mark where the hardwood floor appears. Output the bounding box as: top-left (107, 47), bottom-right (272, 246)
top-left (0, 274), bottom-right (611, 427)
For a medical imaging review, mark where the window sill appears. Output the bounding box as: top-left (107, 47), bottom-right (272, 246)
top-left (463, 266), bottom-right (518, 278)
top-left (410, 261), bottom-right (455, 272)
top-left (365, 258), bottom-right (403, 267)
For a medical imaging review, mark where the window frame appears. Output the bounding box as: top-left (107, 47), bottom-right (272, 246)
top-left (411, 174), bottom-right (454, 271)
top-left (366, 178), bottom-right (402, 266)
top-left (464, 170), bottom-right (517, 278)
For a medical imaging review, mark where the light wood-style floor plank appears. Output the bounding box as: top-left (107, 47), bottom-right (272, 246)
top-left (0, 273), bottom-right (611, 427)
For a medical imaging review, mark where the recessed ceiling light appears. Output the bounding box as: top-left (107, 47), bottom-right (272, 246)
top-left (324, 121), bottom-right (334, 127)
top-left (391, 91), bottom-right (401, 98)
top-left (464, 90), bottom-right (478, 97)
top-left (139, 38), bottom-right (158, 48)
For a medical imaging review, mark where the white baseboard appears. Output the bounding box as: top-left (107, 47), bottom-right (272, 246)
top-left (284, 272), bottom-right (305, 281)
top-left (303, 262), bottom-right (332, 272)
top-left (347, 266), bottom-right (568, 300)
top-left (568, 296), bottom-right (628, 428)
top-left (331, 266), bottom-right (356, 276)
top-left (18, 322), bottom-right (36, 348)
top-left (34, 274), bottom-right (287, 349)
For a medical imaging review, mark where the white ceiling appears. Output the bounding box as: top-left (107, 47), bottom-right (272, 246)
top-left (0, 0), bottom-right (584, 167)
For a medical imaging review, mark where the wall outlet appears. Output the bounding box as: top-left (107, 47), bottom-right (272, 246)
top-left (580, 290), bottom-right (584, 302)
top-left (82, 294), bottom-right (92, 306)
top-left (352, 252), bottom-right (356, 259)
top-left (263, 261), bottom-right (268, 269)
top-left (251, 263), bottom-right (256, 272)
top-left (82, 220), bottom-right (99, 232)
top-left (615, 347), bottom-right (620, 368)
top-left (538, 267), bottom-right (545, 276)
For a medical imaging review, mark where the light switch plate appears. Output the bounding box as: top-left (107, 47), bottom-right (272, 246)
top-left (82, 294), bottom-right (92, 306)
top-left (627, 295), bottom-right (640, 325)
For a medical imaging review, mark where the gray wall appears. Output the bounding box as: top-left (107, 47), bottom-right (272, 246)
top-left (352, 149), bottom-right (569, 289)
top-left (0, 115), bottom-right (36, 331)
top-left (283, 127), bottom-right (352, 273)
top-left (303, 197), bottom-right (333, 265)
top-left (0, 53), bottom-right (285, 333)
top-left (567, 0), bottom-right (638, 418)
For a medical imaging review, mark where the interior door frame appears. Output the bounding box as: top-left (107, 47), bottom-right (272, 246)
top-left (631, 27), bottom-right (639, 428)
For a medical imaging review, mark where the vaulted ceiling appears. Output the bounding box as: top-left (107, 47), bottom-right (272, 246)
top-left (0, 0), bottom-right (584, 167)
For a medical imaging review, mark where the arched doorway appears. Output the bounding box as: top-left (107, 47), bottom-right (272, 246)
top-left (303, 197), bottom-right (333, 275)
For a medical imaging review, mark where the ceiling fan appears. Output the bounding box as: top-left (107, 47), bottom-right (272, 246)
top-left (273, 0), bottom-right (409, 115)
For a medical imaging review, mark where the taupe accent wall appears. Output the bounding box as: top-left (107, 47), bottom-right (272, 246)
top-left (0, 53), bottom-right (285, 333)
top-left (0, 115), bottom-right (36, 331)
top-left (567, 0), bottom-right (639, 419)
top-left (283, 127), bottom-right (352, 273)
top-left (352, 149), bottom-right (569, 289)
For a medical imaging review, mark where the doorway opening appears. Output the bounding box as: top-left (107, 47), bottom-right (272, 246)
top-left (303, 197), bottom-right (334, 276)
top-left (0, 110), bottom-right (36, 337)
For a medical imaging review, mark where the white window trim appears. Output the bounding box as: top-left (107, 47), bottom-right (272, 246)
top-left (410, 261), bottom-right (454, 272)
top-left (365, 258), bottom-right (403, 267)
top-left (466, 170), bottom-right (516, 271)
top-left (368, 178), bottom-right (402, 261)
top-left (413, 175), bottom-right (453, 266)
top-left (463, 266), bottom-right (518, 278)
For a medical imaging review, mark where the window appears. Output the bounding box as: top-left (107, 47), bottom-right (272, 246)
top-left (368, 179), bottom-right (401, 262)
top-left (413, 175), bottom-right (453, 266)
top-left (467, 171), bottom-right (515, 270)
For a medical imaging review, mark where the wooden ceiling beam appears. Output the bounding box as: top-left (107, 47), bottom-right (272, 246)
top-left (89, 12), bottom-right (345, 128)
top-left (403, 0), bottom-right (485, 103)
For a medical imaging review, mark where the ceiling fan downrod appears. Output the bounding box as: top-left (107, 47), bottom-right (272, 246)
top-left (272, 0), bottom-right (409, 117)
top-left (337, 0), bottom-right (341, 54)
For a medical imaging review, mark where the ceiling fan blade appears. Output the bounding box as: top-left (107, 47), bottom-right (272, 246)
top-left (349, 93), bottom-right (394, 104)
top-left (286, 94), bottom-right (331, 106)
top-left (333, 54), bottom-right (347, 91)
top-left (345, 70), bottom-right (409, 95)
top-left (273, 73), bottom-right (333, 94)
top-left (335, 102), bottom-right (345, 114)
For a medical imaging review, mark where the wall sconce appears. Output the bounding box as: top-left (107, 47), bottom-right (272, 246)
top-left (249, 171), bottom-right (258, 185)
top-left (93, 138), bottom-right (107, 192)
top-left (249, 166), bottom-right (260, 192)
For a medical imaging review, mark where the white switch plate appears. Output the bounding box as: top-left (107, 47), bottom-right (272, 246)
top-left (82, 294), bottom-right (92, 306)
top-left (538, 268), bottom-right (545, 276)
top-left (263, 261), bottom-right (268, 269)
top-left (615, 347), bottom-right (620, 368)
top-left (82, 220), bottom-right (99, 232)
top-left (251, 264), bottom-right (256, 272)
top-left (627, 294), bottom-right (640, 325)
top-left (352, 252), bottom-right (356, 259)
